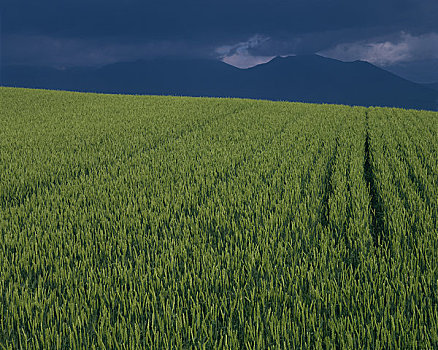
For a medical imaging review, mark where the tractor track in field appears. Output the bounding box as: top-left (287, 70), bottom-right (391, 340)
top-left (364, 111), bottom-right (385, 248)
top-left (321, 136), bottom-right (339, 229)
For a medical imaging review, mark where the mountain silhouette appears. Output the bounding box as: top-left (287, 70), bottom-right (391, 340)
top-left (2, 55), bottom-right (437, 110)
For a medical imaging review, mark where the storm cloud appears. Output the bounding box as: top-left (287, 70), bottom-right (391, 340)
top-left (320, 32), bottom-right (438, 66)
top-left (1, 0), bottom-right (438, 80)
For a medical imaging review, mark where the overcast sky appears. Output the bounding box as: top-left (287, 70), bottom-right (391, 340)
top-left (1, 0), bottom-right (438, 82)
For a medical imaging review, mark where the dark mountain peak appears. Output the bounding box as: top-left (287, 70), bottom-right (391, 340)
top-left (249, 54), bottom-right (318, 70)
top-left (266, 54), bottom-right (348, 67)
top-left (3, 55), bottom-right (437, 111)
top-left (270, 54), bottom-right (322, 62)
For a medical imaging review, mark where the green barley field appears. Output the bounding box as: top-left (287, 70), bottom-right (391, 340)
top-left (1, 87), bottom-right (437, 349)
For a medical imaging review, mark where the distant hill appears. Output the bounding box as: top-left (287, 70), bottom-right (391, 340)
top-left (2, 55), bottom-right (438, 110)
top-left (383, 59), bottom-right (438, 84)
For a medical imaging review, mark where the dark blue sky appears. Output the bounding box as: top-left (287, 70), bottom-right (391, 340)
top-left (2, 0), bottom-right (438, 82)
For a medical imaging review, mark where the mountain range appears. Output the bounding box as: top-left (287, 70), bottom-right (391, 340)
top-left (2, 54), bottom-right (437, 111)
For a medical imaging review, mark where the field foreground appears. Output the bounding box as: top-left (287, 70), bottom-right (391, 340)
top-left (1, 87), bottom-right (437, 349)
